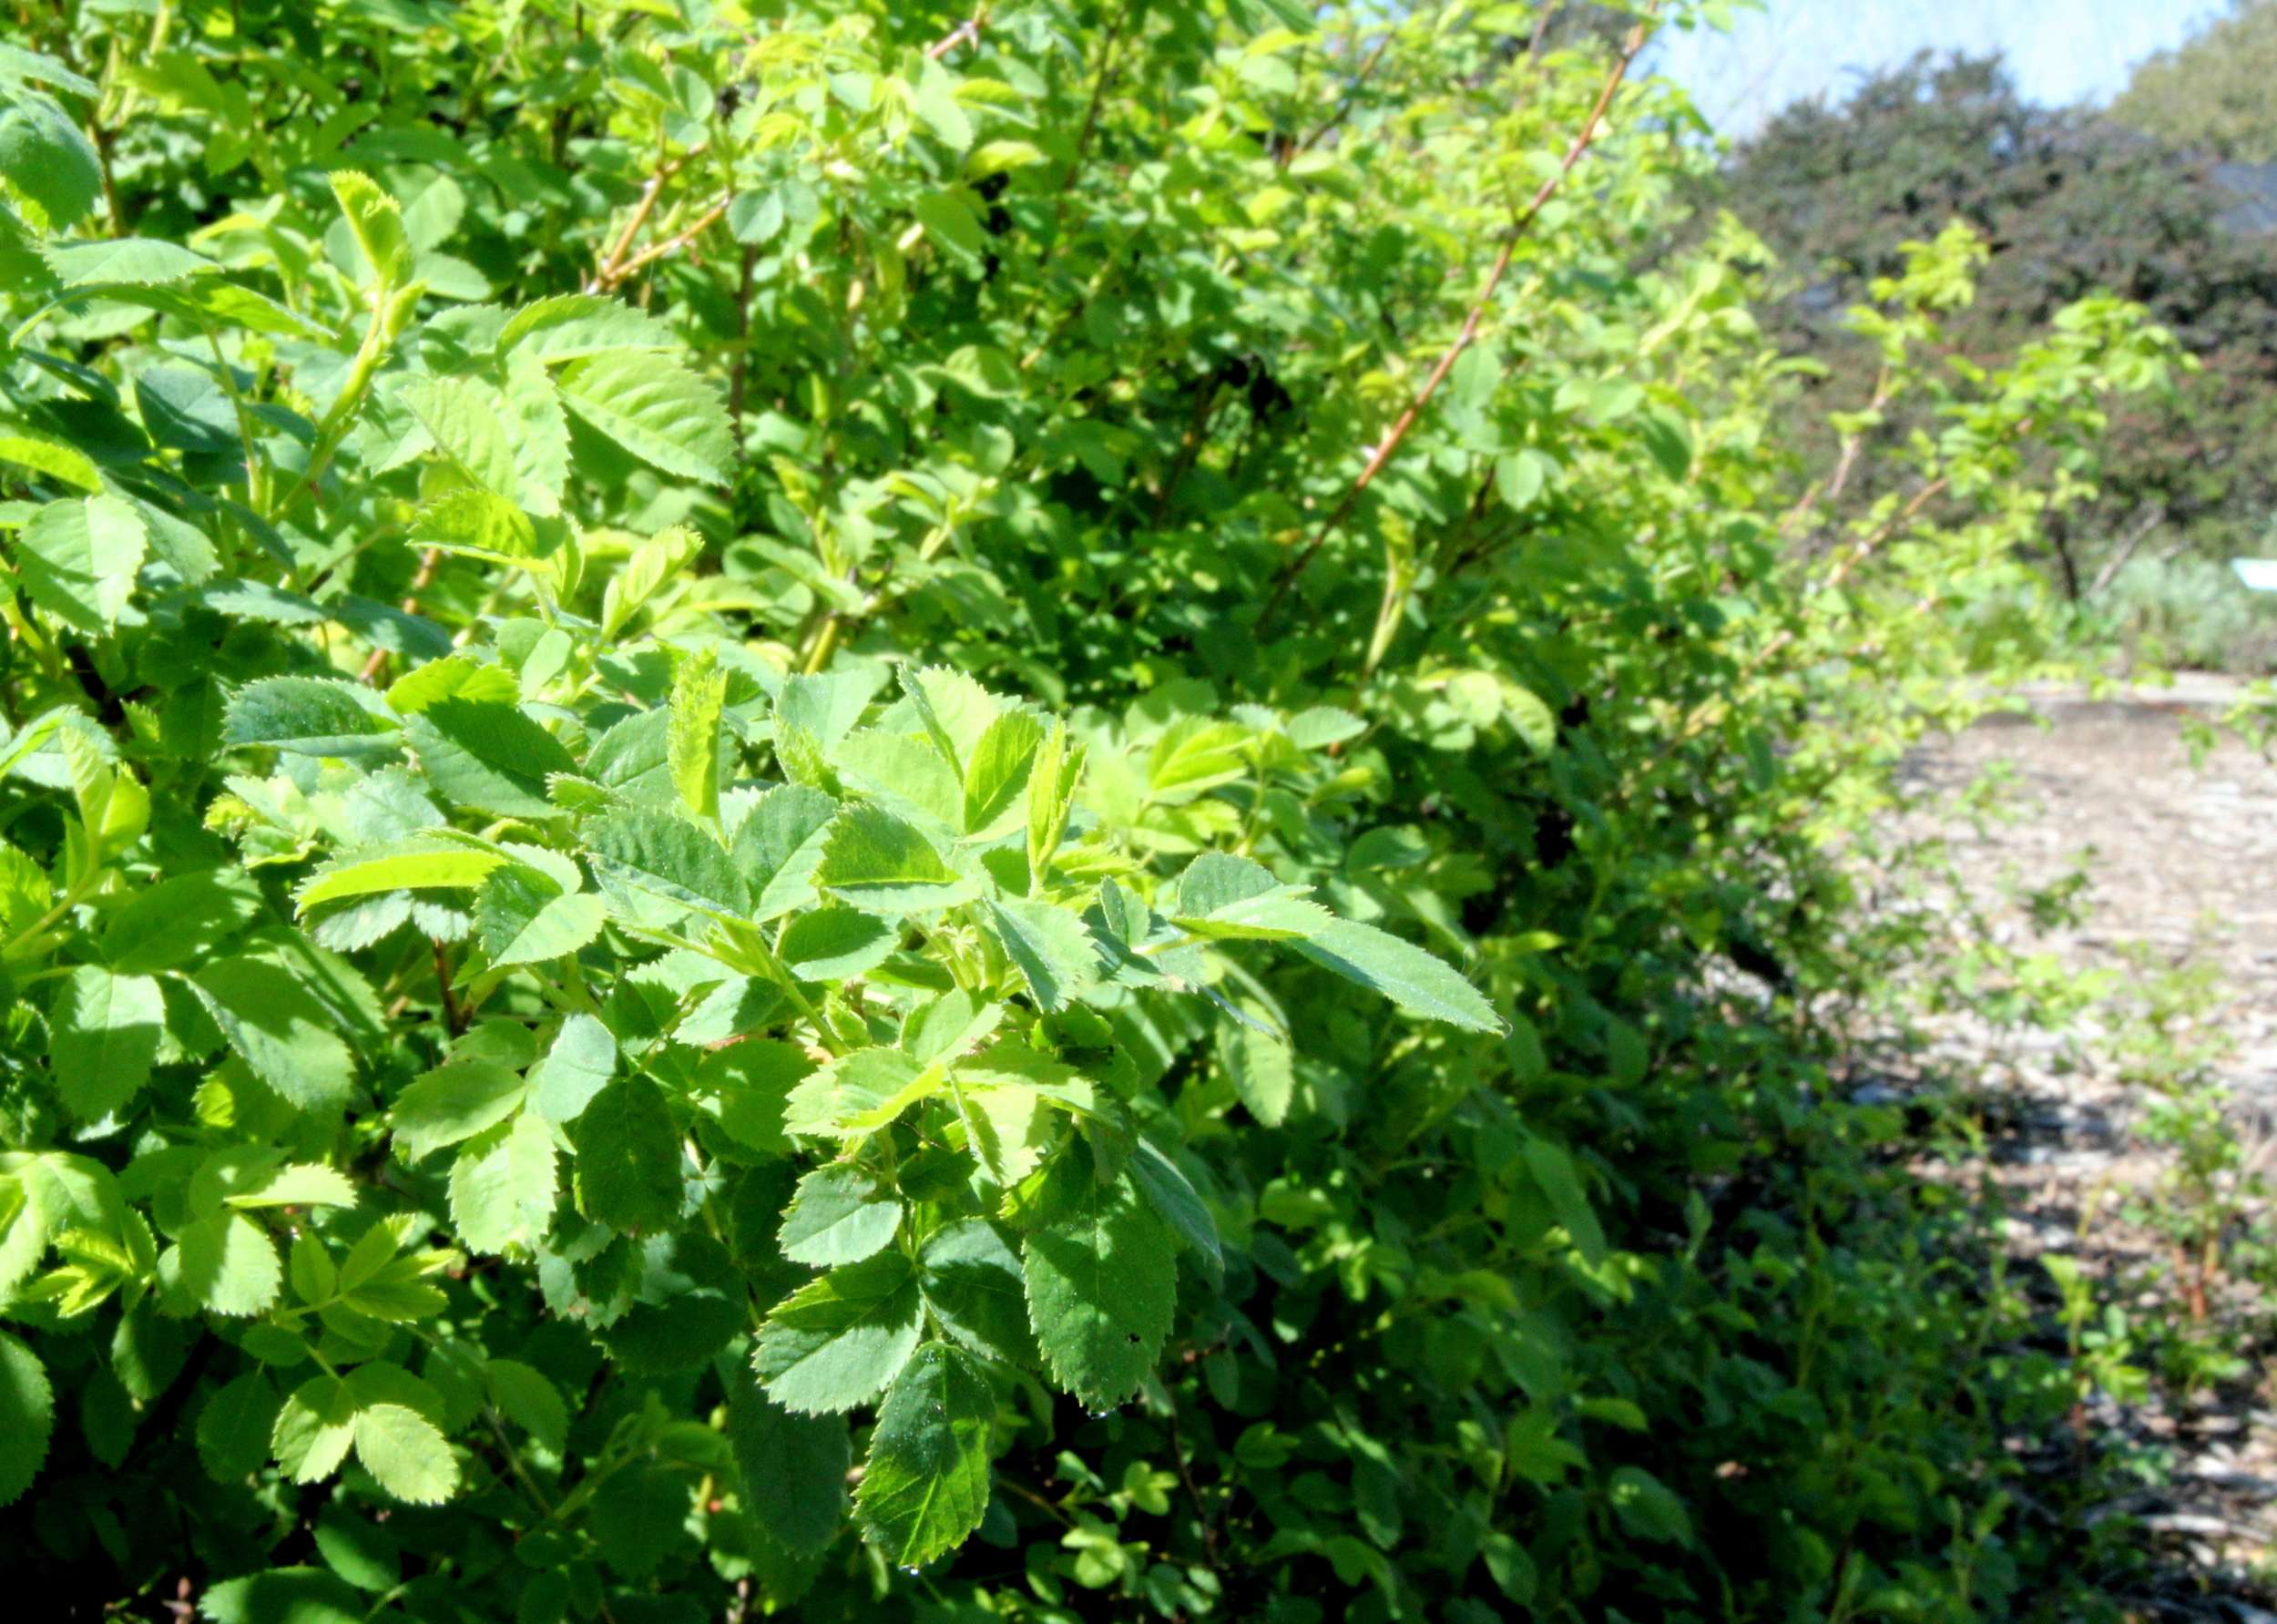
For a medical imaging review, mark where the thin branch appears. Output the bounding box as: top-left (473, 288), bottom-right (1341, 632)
top-left (1287, 26), bottom-right (1392, 164)
top-left (926, 7), bottom-right (987, 58)
top-left (1257, 5), bottom-right (1661, 628)
top-left (587, 155), bottom-right (684, 292)
top-left (603, 195), bottom-right (732, 291)
top-left (1055, 0), bottom-right (1138, 232)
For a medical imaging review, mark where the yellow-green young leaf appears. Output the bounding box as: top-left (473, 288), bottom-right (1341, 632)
top-left (903, 666), bottom-right (998, 770)
top-left (337, 1256), bottom-right (448, 1323)
top-left (411, 487), bottom-right (537, 559)
top-left (1026, 724), bottom-right (1084, 883)
top-left (353, 1403), bottom-right (457, 1504)
top-left (963, 709), bottom-right (1045, 837)
top-left (570, 1074), bottom-right (683, 1232)
top-left (227, 1163), bottom-right (358, 1210)
top-left (40, 236), bottom-right (211, 289)
top-left (297, 846), bottom-right (507, 913)
top-left (272, 1374), bottom-right (358, 1483)
top-left (485, 1358), bottom-right (567, 1454)
top-left (483, 890), bottom-right (606, 968)
top-left (1291, 917), bottom-right (1503, 1033)
top-left (47, 966), bottom-right (163, 1121)
top-left (331, 169), bottom-right (414, 287)
top-left (556, 352), bottom-right (733, 485)
top-left (383, 654), bottom-right (519, 715)
top-left (753, 1251), bottom-right (924, 1414)
top-left (498, 292), bottom-right (677, 362)
top-left (448, 1113), bottom-right (556, 1255)
top-left (1144, 717), bottom-right (1251, 803)
top-left (0, 435), bottom-right (99, 493)
top-left (1022, 1175), bottom-right (1176, 1408)
top-left (599, 525), bottom-right (704, 640)
top-left (390, 1061), bottom-right (527, 1163)
top-left (0, 1332), bottom-right (52, 1507)
top-left (728, 1373), bottom-right (849, 1556)
top-left (669, 646), bottom-right (728, 822)
top-left (853, 1342), bottom-right (996, 1568)
top-left (18, 495), bottom-right (148, 633)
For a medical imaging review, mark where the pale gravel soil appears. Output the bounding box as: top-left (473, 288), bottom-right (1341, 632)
top-left (1870, 679), bottom-right (2277, 1617)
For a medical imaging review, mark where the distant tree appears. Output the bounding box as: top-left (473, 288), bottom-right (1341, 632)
top-left (2112, 0), bottom-right (2277, 162)
top-left (1715, 52), bottom-right (2277, 584)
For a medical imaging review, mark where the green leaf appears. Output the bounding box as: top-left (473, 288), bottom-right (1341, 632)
top-left (669, 647), bottom-right (727, 822)
top-left (353, 1402), bottom-right (458, 1504)
top-left (227, 1163), bottom-right (358, 1210)
top-left (332, 169), bottom-right (414, 286)
top-left (190, 958), bottom-right (356, 1112)
top-left (478, 882), bottom-right (605, 967)
top-left (17, 495), bottom-right (148, 634)
top-left (384, 654), bottom-right (518, 715)
top-left (779, 1164), bottom-right (902, 1266)
top-left (196, 1371), bottom-right (280, 1484)
top-left (101, 869), bottom-right (260, 975)
top-left (777, 907), bottom-right (898, 982)
top-left (273, 1375), bottom-right (358, 1482)
top-left (962, 710), bottom-right (1045, 836)
top-left (920, 1219), bottom-right (1039, 1365)
top-left (571, 1074), bottom-right (684, 1233)
top-left (1292, 917), bottom-right (1503, 1032)
top-left (1522, 1139), bottom-right (1607, 1266)
top-left (695, 1038), bottom-right (813, 1157)
top-left (1026, 724), bottom-right (1084, 880)
top-left (754, 1250), bottom-right (924, 1414)
top-left (729, 1372), bottom-right (850, 1555)
top-left (0, 434), bottom-right (99, 492)
top-left (853, 1342), bottom-right (996, 1568)
top-left (532, 1013), bottom-right (618, 1124)
top-left (162, 1211), bottom-right (280, 1317)
top-left (814, 803), bottom-right (976, 914)
top-left (410, 486), bottom-right (536, 557)
top-left (913, 189), bottom-right (987, 268)
top-left (1145, 717), bottom-right (1251, 802)
top-left (198, 1568), bottom-right (365, 1624)
top-left (1022, 1175), bottom-right (1176, 1408)
top-left (449, 1112), bottom-right (556, 1254)
top-left (1129, 1140), bottom-right (1223, 1284)
top-left (47, 965), bottom-right (163, 1121)
top-left (391, 1060), bottom-right (526, 1162)
top-left (405, 699), bottom-right (578, 820)
top-left (732, 783), bottom-right (839, 921)
top-left (223, 677), bottom-right (397, 756)
top-left (987, 898), bottom-right (1099, 1011)
top-left (0, 1332), bottom-right (52, 1507)
top-left (297, 844), bottom-right (507, 913)
top-left (556, 352), bottom-right (734, 484)
top-left (783, 1047), bottom-right (934, 1139)
top-left (485, 1357), bottom-right (567, 1454)
top-left (497, 293), bottom-right (676, 362)
top-left (587, 803), bottom-right (746, 916)
top-left (0, 92), bottom-right (100, 229)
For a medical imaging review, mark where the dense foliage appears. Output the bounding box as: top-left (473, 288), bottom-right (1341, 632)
top-left (1715, 52), bottom-right (2277, 584)
top-left (2112, 0), bottom-right (2277, 165)
top-left (0, 3), bottom-right (2192, 1621)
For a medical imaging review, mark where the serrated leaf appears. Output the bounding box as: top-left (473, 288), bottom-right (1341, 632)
top-left (1286, 706), bottom-right (1366, 749)
top-left (190, 958), bottom-right (356, 1111)
top-left (410, 487), bottom-right (536, 558)
top-left (754, 1250), bottom-right (923, 1414)
top-left (696, 1038), bottom-right (812, 1157)
top-left (1145, 717), bottom-right (1251, 802)
top-left (0, 93), bottom-right (101, 229)
top-left (853, 1342), bottom-right (996, 1568)
top-left (224, 677), bottom-right (397, 756)
top-left (163, 1211), bottom-right (281, 1317)
top-left (0, 1332), bottom-right (51, 1507)
top-left (1023, 1175), bottom-right (1175, 1408)
top-left (779, 1164), bottom-right (902, 1266)
top-left (405, 699), bottom-right (578, 820)
top-left (1026, 723), bottom-right (1084, 881)
top-left (1129, 1140), bottom-right (1222, 1284)
top-left (102, 869), bottom-right (260, 974)
top-left (485, 1357), bottom-right (567, 1454)
top-left (963, 710), bottom-right (1045, 838)
top-left (391, 1060), bottom-right (526, 1162)
top-left (298, 845), bottom-right (506, 912)
top-left (531, 1012), bottom-right (617, 1124)
top-left (587, 803), bottom-right (746, 916)
top-left (669, 647), bottom-right (727, 822)
top-left (988, 898), bottom-right (1099, 1011)
top-left (353, 1402), bottom-right (457, 1504)
top-left (729, 1371), bottom-right (849, 1555)
top-left (197, 1568), bottom-right (364, 1624)
top-left (1292, 917), bottom-right (1503, 1032)
top-left (783, 1047), bottom-right (935, 1139)
top-left (557, 351), bottom-right (733, 484)
top-left (332, 170), bottom-right (414, 286)
top-left (227, 1163), bottom-right (357, 1210)
top-left (921, 1219), bottom-right (1039, 1365)
top-left (480, 883), bottom-right (605, 967)
top-left (47, 966), bottom-right (163, 1121)
top-left (18, 495), bottom-right (148, 633)
top-left (777, 907), bottom-right (897, 982)
top-left (571, 1074), bottom-right (683, 1232)
top-left (733, 783), bottom-right (840, 921)
top-left (196, 1370), bottom-right (280, 1484)
top-left (271, 1378), bottom-right (357, 1483)
top-left (814, 803), bottom-right (976, 914)
top-left (449, 1113), bottom-right (556, 1254)
top-left (497, 293), bottom-right (676, 362)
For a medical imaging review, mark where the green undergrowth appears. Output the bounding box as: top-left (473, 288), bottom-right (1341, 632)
top-left (0, 2), bottom-right (2210, 1619)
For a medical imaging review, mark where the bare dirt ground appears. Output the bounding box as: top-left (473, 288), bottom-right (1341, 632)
top-left (1885, 677), bottom-right (2277, 1616)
